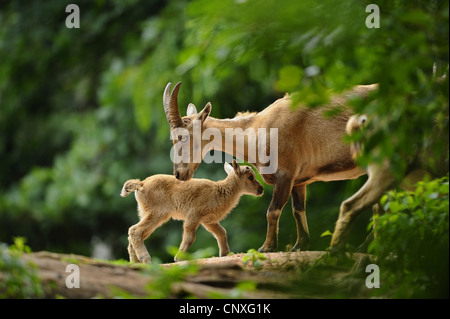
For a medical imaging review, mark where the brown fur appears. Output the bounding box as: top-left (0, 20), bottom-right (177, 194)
top-left (164, 82), bottom-right (376, 252)
top-left (121, 160), bottom-right (263, 263)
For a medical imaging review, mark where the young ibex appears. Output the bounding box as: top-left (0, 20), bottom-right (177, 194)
top-left (163, 82), bottom-right (375, 253)
top-left (121, 160), bottom-right (263, 263)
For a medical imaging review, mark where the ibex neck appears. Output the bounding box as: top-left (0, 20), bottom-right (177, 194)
top-left (204, 115), bottom-right (257, 163)
top-left (216, 174), bottom-right (242, 202)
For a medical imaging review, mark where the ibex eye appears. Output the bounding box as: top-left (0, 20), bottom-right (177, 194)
top-left (248, 175), bottom-right (254, 181)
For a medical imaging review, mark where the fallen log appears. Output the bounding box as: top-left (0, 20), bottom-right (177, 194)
top-left (18, 250), bottom-right (369, 299)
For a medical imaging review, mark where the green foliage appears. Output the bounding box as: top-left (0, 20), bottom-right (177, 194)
top-left (289, 255), bottom-right (374, 299)
top-left (0, 0), bottom-right (172, 258)
top-left (108, 260), bottom-right (198, 299)
top-left (369, 175), bottom-right (449, 298)
top-left (182, 0), bottom-right (449, 178)
top-left (242, 249), bottom-right (267, 270)
top-left (144, 262), bottom-right (198, 299)
top-left (167, 246), bottom-right (216, 262)
top-left (0, 238), bottom-right (43, 298)
top-left (8, 237), bottom-right (32, 255)
top-left (350, 1), bottom-right (449, 179)
top-left (320, 230), bottom-right (333, 238)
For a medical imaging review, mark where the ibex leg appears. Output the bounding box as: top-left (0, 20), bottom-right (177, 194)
top-left (203, 222), bottom-right (230, 257)
top-left (258, 176), bottom-right (293, 253)
top-left (330, 164), bottom-right (395, 254)
top-left (127, 238), bottom-right (139, 263)
top-left (357, 203), bottom-right (384, 252)
top-left (175, 219), bottom-right (200, 261)
top-left (291, 184), bottom-right (310, 251)
top-left (128, 212), bottom-right (169, 264)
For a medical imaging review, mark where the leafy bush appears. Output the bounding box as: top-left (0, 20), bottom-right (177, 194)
top-left (0, 238), bottom-right (43, 298)
top-left (369, 175), bottom-right (449, 298)
top-left (242, 249), bottom-right (267, 270)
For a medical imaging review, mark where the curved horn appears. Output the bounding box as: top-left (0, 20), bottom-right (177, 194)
top-left (163, 82), bottom-right (172, 112)
top-left (169, 82), bottom-right (183, 127)
top-left (163, 82), bottom-right (174, 125)
top-left (163, 82), bottom-right (183, 128)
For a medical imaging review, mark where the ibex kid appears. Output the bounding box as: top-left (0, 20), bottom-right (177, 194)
top-left (121, 160), bottom-right (264, 263)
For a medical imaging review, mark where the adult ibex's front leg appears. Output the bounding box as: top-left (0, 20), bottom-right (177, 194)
top-left (291, 184), bottom-right (310, 251)
top-left (258, 175), bottom-right (293, 252)
top-left (330, 162), bottom-right (395, 255)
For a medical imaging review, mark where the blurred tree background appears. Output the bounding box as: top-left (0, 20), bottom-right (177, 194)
top-left (0, 0), bottom-right (448, 268)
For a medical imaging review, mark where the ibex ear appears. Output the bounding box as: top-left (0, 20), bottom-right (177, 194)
top-left (224, 162), bottom-right (234, 175)
top-left (196, 102), bottom-right (211, 123)
top-left (187, 103), bottom-right (198, 116)
top-left (232, 159), bottom-right (240, 174)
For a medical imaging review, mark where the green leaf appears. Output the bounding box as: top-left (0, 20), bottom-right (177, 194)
top-left (320, 230), bottom-right (333, 237)
top-left (275, 65), bottom-right (303, 92)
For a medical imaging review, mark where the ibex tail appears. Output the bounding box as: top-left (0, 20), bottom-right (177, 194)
top-left (120, 179), bottom-right (144, 197)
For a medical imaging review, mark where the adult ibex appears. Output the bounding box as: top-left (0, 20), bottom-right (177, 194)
top-left (163, 82), bottom-right (377, 253)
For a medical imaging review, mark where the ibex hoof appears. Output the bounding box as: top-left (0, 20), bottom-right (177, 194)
top-left (139, 254), bottom-right (151, 264)
top-left (328, 245), bottom-right (341, 256)
top-left (220, 249), bottom-right (231, 257)
top-left (291, 242), bottom-right (310, 252)
top-left (258, 245), bottom-right (276, 253)
top-left (174, 253), bottom-right (185, 262)
top-left (328, 246), bottom-right (350, 263)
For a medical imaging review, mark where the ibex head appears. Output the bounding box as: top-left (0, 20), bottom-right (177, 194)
top-left (224, 160), bottom-right (264, 196)
top-left (346, 114), bottom-right (368, 159)
top-left (163, 82), bottom-right (211, 181)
